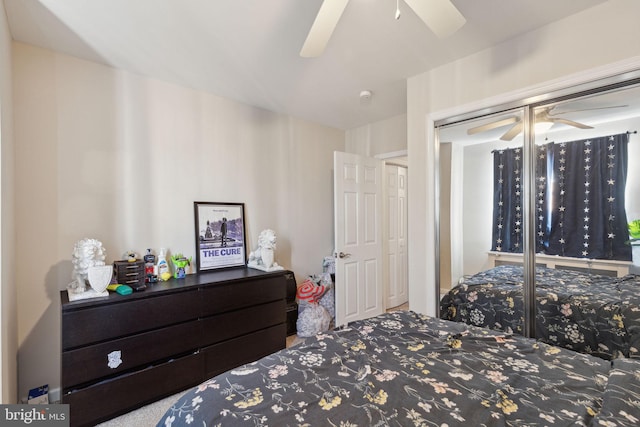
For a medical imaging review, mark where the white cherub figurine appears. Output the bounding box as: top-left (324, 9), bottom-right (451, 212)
top-left (247, 229), bottom-right (284, 272)
top-left (68, 238), bottom-right (107, 294)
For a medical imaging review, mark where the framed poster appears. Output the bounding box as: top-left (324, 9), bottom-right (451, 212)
top-left (194, 201), bottom-right (247, 272)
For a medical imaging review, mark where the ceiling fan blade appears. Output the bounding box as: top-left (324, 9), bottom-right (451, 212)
top-left (467, 117), bottom-right (519, 135)
top-left (549, 118), bottom-right (594, 129)
top-left (300, 0), bottom-right (349, 58)
top-left (404, 0), bottom-right (466, 38)
top-left (550, 105), bottom-right (628, 116)
top-left (500, 122), bottom-right (523, 141)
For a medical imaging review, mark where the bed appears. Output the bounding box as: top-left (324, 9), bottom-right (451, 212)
top-left (157, 310), bottom-right (640, 426)
top-left (440, 265), bottom-right (640, 360)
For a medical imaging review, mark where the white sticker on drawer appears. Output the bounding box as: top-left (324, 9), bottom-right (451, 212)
top-left (107, 350), bottom-right (123, 369)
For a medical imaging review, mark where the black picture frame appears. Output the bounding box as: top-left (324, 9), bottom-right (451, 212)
top-left (194, 201), bottom-right (247, 272)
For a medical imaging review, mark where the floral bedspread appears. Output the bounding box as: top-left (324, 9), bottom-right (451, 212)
top-left (440, 265), bottom-right (640, 359)
top-left (157, 310), bottom-right (640, 427)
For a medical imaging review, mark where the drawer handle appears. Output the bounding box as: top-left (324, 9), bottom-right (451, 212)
top-left (107, 350), bottom-right (122, 369)
top-left (125, 273), bottom-right (139, 277)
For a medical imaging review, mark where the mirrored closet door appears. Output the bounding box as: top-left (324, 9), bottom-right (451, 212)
top-left (437, 79), bottom-right (640, 355)
top-left (437, 108), bottom-right (528, 333)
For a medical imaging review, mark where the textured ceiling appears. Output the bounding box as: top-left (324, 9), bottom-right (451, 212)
top-left (4, 0), bottom-right (607, 130)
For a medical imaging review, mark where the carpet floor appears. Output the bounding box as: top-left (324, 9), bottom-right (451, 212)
top-left (96, 391), bottom-right (186, 427)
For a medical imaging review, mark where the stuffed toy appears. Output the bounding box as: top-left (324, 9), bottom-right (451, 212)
top-left (296, 278), bottom-right (331, 337)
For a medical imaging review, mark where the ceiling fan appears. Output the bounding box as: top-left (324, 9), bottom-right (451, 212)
top-left (467, 105), bottom-right (628, 141)
top-left (300, 0), bottom-right (466, 58)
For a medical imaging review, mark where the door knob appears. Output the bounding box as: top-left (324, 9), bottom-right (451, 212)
top-left (336, 252), bottom-right (351, 259)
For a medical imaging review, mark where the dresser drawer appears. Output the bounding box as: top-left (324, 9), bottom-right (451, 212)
top-left (62, 320), bottom-right (201, 389)
top-left (200, 276), bottom-right (286, 316)
top-left (64, 352), bottom-right (202, 427)
top-left (62, 291), bottom-right (199, 350)
top-left (202, 323), bottom-right (286, 378)
top-left (201, 300), bottom-right (285, 347)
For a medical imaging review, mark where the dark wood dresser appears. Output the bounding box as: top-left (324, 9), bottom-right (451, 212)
top-left (60, 268), bottom-right (293, 427)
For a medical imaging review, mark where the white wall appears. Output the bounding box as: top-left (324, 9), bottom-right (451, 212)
top-left (12, 43), bottom-right (345, 399)
top-left (407, 0), bottom-right (640, 316)
top-left (0, 0), bottom-right (18, 404)
top-left (461, 140), bottom-right (510, 275)
top-left (346, 114), bottom-right (407, 157)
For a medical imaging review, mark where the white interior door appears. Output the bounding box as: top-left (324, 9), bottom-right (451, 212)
top-left (334, 151), bottom-right (384, 327)
top-left (385, 165), bottom-right (408, 308)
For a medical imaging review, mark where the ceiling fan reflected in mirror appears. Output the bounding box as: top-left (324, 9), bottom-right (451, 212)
top-left (300, 0), bottom-right (466, 58)
top-left (467, 105), bottom-right (628, 141)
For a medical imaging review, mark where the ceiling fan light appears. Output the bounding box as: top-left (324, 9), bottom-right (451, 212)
top-left (534, 121), bottom-right (554, 134)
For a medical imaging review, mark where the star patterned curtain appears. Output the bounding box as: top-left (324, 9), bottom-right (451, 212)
top-left (534, 144), bottom-right (550, 254)
top-left (546, 133), bottom-right (631, 260)
top-left (492, 147), bottom-right (523, 253)
top-left (492, 133), bottom-right (631, 261)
